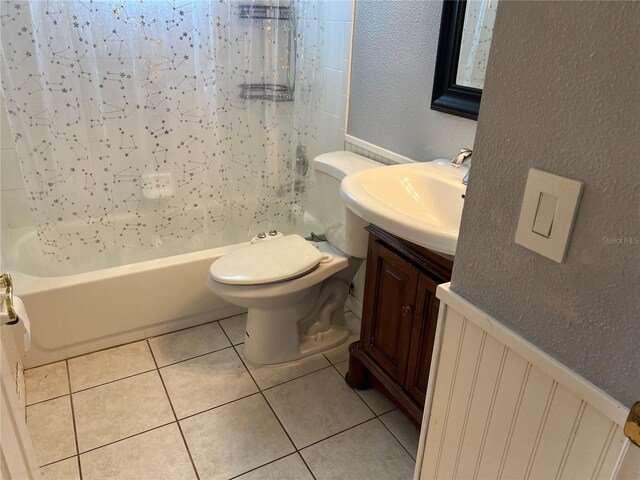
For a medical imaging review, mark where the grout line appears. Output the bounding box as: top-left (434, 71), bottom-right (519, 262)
top-left (156, 343), bottom-right (234, 369)
top-left (146, 339), bottom-right (201, 480)
top-left (377, 415), bottom-right (418, 461)
top-left (223, 329), bottom-right (316, 480)
top-left (31, 321), bottom-right (247, 465)
top-left (26, 392), bottom-right (73, 408)
top-left (69, 368), bottom-right (157, 395)
top-left (258, 364), bottom-right (335, 393)
top-left (229, 344), bottom-right (294, 443)
top-left (68, 343), bottom-right (239, 398)
top-left (76, 421), bottom-right (177, 456)
top-left (226, 453), bottom-right (301, 480)
top-left (329, 362), bottom-right (377, 418)
top-left (298, 417), bottom-right (376, 451)
top-left (51, 313), bottom-right (350, 398)
top-left (74, 456), bottom-right (81, 478)
top-left (41, 338), bottom-right (156, 369)
top-left (64, 360), bottom-right (83, 480)
top-left (329, 361), bottom-right (398, 418)
top-left (318, 364), bottom-right (415, 461)
top-left (147, 312), bottom-right (247, 341)
top-left (176, 392), bottom-right (263, 423)
top-left (255, 391), bottom-right (304, 474)
top-left (230, 342), bottom-right (318, 480)
top-left (355, 387), bottom-right (397, 416)
top-left (44, 317), bottom-right (415, 479)
top-left (38, 454), bottom-right (79, 469)
top-left (296, 450), bottom-right (317, 480)
top-left (297, 451), bottom-right (317, 480)
top-left (221, 327), bottom-right (336, 393)
top-left (328, 363), bottom-right (415, 459)
top-left (230, 340), bottom-right (399, 464)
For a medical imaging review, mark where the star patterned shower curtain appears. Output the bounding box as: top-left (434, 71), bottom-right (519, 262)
top-left (0, 0), bottom-right (325, 274)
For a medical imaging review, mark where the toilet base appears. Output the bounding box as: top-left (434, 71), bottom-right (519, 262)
top-left (243, 277), bottom-right (351, 365)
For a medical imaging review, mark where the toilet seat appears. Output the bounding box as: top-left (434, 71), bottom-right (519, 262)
top-left (209, 234), bottom-right (323, 286)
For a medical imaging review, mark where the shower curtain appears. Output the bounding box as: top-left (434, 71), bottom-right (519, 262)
top-left (0, 0), bottom-right (325, 274)
top-left (456, 0), bottom-right (497, 90)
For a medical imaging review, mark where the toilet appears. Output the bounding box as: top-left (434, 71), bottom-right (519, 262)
top-left (207, 151), bottom-right (381, 364)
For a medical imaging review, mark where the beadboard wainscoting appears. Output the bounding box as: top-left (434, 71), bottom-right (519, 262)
top-left (415, 283), bottom-right (637, 480)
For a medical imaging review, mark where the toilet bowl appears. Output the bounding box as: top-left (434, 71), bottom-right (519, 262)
top-left (207, 151), bottom-right (381, 364)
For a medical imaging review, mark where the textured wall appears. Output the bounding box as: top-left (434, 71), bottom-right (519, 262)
top-left (347, 0), bottom-right (477, 161)
top-left (451, 1), bottom-right (640, 407)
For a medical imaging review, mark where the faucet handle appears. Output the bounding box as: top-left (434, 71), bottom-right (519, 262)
top-left (451, 148), bottom-right (472, 167)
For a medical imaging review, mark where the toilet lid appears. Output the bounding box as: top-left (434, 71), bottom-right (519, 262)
top-left (209, 234), bottom-right (324, 286)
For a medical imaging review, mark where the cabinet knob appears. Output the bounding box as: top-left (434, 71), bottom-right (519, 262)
top-left (401, 305), bottom-right (412, 317)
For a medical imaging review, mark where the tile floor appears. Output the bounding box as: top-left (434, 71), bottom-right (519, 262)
top-left (25, 310), bottom-right (419, 480)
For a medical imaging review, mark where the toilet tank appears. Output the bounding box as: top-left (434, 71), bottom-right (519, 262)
top-left (313, 151), bottom-right (381, 258)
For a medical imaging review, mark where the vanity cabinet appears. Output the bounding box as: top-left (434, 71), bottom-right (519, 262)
top-left (346, 225), bottom-right (452, 426)
top-left (362, 240), bottom-right (418, 385)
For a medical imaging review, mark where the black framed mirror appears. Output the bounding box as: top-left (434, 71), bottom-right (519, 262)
top-left (431, 0), bottom-right (497, 120)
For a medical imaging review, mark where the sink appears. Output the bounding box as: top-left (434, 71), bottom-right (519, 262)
top-left (340, 159), bottom-right (468, 256)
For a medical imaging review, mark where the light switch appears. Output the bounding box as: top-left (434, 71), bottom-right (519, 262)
top-left (515, 169), bottom-right (583, 263)
top-left (532, 192), bottom-right (558, 238)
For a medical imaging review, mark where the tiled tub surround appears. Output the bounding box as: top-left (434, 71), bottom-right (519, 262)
top-left (345, 139), bottom-right (405, 166)
top-left (25, 310), bottom-right (419, 480)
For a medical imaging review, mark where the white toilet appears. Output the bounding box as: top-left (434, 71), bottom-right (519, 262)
top-left (207, 151), bottom-right (381, 364)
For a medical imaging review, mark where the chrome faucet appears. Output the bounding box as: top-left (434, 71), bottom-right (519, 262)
top-left (451, 148), bottom-right (472, 167)
top-left (451, 148), bottom-right (472, 185)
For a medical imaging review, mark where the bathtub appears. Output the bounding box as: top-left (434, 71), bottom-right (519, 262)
top-left (2, 215), bottom-right (323, 368)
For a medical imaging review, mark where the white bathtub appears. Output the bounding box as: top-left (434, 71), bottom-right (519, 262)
top-left (2, 215), bottom-right (323, 368)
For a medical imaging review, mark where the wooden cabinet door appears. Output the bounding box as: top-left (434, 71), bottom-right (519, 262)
top-left (405, 272), bottom-right (440, 406)
top-left (362, 240), bottom-right (419, 384)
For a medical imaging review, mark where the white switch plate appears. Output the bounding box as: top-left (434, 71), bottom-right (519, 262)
top-left (515, 168), bottom-right (583, 263)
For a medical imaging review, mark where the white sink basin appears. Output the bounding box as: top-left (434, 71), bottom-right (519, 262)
top-left (340, 159), bottom-right (468, 256)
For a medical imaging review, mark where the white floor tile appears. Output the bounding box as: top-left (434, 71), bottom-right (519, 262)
top-left (357, 388), bottom-right (398, 416)
top-left (334, 361), bottom-right (397, 415)
top-left (380, 409), bottom-right (421, 459)
top-left (27, 396), bottom-right (76, 466)
top-left (160, 347), bottom-right (257, 419)
top-left (219, 313), bottom-right (247, 345)
top-left (301, 419), bottom-right (415, 480)
top-left (27, 317), bottom-right (418, 479)
top-left (40, 457), bottom-right (80, 480)
top-left (264, 368), bottom-right (374, 448)
top-left (149, 322), bottom-right (230, 367)
top-left (344, 311), bottom-right (361, 334)
top-left (236, 454), bottom-right (314, 480)
top-left (238, 348), bottom-right (330, 390)
top-left (323, 334), bottom-right (358, 364)
top-left (25, 361), bottom-right (69, 405)
top-left (181, 394), bottom-right (294, 480)
top-left (68, 342), bottom-right (156, 392)
top-left (334, 360), bottom-right (349, 377)
top-left (73, 371), bottom-right (174, 452)
top-left (80, 424), bottom-right (196, 480)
